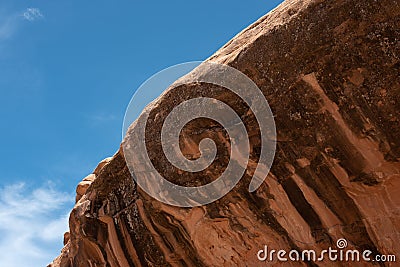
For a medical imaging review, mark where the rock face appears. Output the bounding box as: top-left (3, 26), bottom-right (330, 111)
top-left (50, 0), bottom-right (400, 266)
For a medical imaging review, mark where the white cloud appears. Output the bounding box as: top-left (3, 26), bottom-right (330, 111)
top-left (0, 182), bottom-right (73, 267)
top-left (90, 113), bottom-right (117, 122)
top-left (22, 8), bottom-right (44, 21)
top-left (86, 112), bottom-right (118, 127)
top-left (0, 7), bottom-right (43, 41)
top-left (0, 12), bottom-right (17, 41)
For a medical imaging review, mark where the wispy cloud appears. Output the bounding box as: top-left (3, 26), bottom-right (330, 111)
top-left (86, 112), bottom-right (118, 127)
top-left (0, 12), bottom-right (17, 41)
top-left (0, 7), bottom-right (43, 41)
top-left (0, 182), bottom-right (73, 267)
top-left (90, 113), bottom-right (117, 122)
top-left (22, 8), bottom-right (44, 21)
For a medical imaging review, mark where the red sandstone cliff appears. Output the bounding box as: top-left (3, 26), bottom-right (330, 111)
top-left (50, 0), bottom-right (400, 266)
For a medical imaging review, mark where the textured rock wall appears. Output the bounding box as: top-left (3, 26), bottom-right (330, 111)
top-left (50, 0), bottom-right (400, 266)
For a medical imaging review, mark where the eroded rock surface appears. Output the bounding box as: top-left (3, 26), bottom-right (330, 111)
top-left (50, 0), bottom-right (400, 266)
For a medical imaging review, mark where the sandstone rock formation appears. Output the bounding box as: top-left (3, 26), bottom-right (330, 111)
top-left (50, 0), bottom-right (400, 266)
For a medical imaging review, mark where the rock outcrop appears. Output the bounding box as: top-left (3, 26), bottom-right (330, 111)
top-left (50, 0), bottom-right (400, 266)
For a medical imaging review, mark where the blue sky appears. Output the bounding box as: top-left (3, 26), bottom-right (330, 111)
top-left (0, 1), bottom-right (282, 266)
